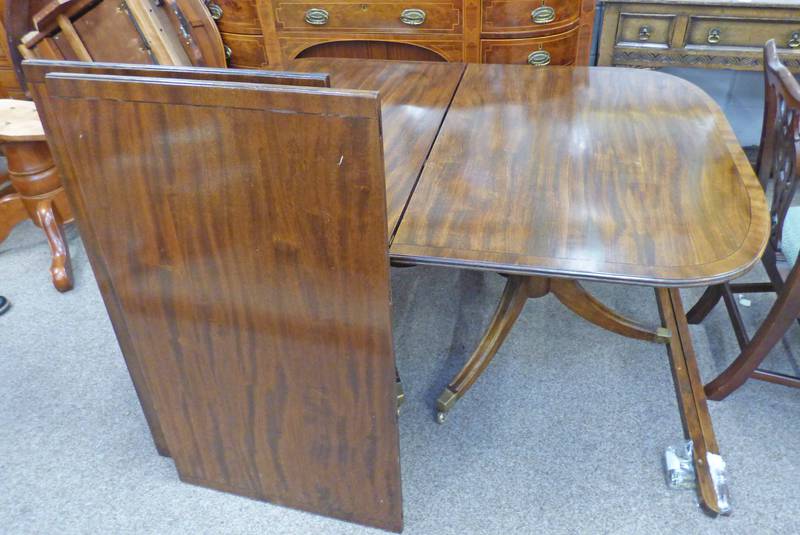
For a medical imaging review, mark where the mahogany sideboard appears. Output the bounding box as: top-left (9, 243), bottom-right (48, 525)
top-left (597, 0), bottom-right (800, 72)
top-left (210, 0), bottom-right (595, 66)
top-left (0, 1), bottom-right (24, 97)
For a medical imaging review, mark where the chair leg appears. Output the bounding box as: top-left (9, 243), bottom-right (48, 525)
top-left (686, 285), bottom-right (723, 325)
top-left (705, 262), bottom-right (800, 400)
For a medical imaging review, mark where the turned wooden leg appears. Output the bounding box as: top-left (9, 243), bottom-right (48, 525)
top-left (4, 140), bottom-right (74, 292)
top-left (686, 285), bottom-right (723, 325)
top-left (656, 287), bottom-right (727, 516)
top-left (435, 275), bottom-right (540, 423)
top-left (550, 278), bottom-right (669, 343)
top-left (704, 261), bottom-right (800, 401)
top-left (34, 198), bottom-right (73, 292)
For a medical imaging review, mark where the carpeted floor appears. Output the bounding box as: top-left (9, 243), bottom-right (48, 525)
top-left (1, 217), bottom-right (799, 535)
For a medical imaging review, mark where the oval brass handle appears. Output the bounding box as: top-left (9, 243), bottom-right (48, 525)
top-left (707, 28), bottom-right (721, 44)
top-left (789, 31), bottom-right (800, 49)
top-left (206, 2), bottom-right (223, 20)
top-left (638, 25), bottom-right (651, 41)
top-left (224, 45), bottom-right (232, 64)
top-left (527, 50), bottom-right (551, 66)
top-left (400, 8), bottom-right (426, 25)
top-left (305, 8), bottom-right (329, 25)
top-left (531, 6), bottom-right (555, 24)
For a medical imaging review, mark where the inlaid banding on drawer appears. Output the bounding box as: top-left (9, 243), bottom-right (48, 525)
top-left (686, 16), bottom-right (800, 50)
top-left (274, 2), bottom-right (462, 33)
top-left (482, 0), bottom-right (582, 36)
top-left (220, 32), bottom-right (268, 67)
top-left (481, 27), bottom-right (578, 64)
top-left (617, 13), bottom-right (676, 47)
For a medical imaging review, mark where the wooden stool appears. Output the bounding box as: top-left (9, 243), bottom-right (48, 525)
top-left (0, 99), bottom-right (73, 291)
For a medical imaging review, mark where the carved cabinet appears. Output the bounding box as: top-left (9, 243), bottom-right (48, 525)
top-left (597, 0), bottom-right (800, 72)
top-left (208, 0), bottom-right (595, 66)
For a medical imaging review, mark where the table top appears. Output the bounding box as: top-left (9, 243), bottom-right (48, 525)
top-left (390, 64), bottom-right (769, 287)
top-left (0, 99), bottom-right (45, 142)
top-left (291, 59), bottom-right (465, 239)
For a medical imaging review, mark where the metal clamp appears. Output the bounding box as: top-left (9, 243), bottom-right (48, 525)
top-left (707, 28), bottom-right (721, 44)
top-left (638, 25), bottom-right (651, 41)
top-left (305, 7), bottom-right (329, 25)
top-left (531, 5), bottom-right (555, 24)
top-left (790, 31), bottom-right (800, 49)
top-left (527, 49), bottom-right (551, 66)
top-left (400, 8), bottom-right (426, 26)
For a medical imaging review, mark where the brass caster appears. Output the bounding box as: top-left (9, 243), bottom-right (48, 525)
top-left (436, 411), bottom-right (447, 424)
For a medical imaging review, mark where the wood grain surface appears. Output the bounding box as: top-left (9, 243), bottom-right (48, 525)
top-left (391, 64), bottom-right (770, 286)
top-left (289, 58), bottom-right (465, 238)
top-left (23, 58), bottom-right (334, 458)
top-left (38, 71), bottom-right (403, 531)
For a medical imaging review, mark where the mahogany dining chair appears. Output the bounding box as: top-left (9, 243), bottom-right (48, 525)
top-left (687, 39), bottom-right (800, 400)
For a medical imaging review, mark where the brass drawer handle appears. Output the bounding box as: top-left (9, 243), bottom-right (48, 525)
top-left (224, 45), bottom-right (232, 64)
top-left (707, 28), bottom-right (721, 44)
top-left (206, 2), bottom-right (223, 20)
top-left (400, 8), bottom-right (426, 25)
top-left (790, 31), bottom-right (800, 49)
top-left (527, 49), bottom-right (551, 66)
top-left (531, 6), bottom-right (555, 24)
top-left (305, 8), bottom-right (329, 25)
top-left (638, 25), bottom-right (650, 41)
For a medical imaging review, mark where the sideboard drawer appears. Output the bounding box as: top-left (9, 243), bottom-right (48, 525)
top-left (274, 2), bottom-right (462, 33)
top-left (617, 13), bottom-right (675, 46)
top-left (686, 16), bottom-right (800, 50)
top-left (221, 31), bottom-right (268, 67)
top-left (481, 27), bottom-right (578, 64)
top-left (207, 0), bottom-right (263, 34)
top-left (482, 0), bottom-right (581, 35)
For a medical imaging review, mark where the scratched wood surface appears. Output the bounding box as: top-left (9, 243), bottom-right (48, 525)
top-left (391, 64), bottom-right (770, 286)
top-left (290, 58), bottom-right (465, 239)
top-left (38, 72), bottom-right (403, 531)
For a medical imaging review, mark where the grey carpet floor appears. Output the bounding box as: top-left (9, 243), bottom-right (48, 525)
top-left (1, 219), bottom-right (799, 535)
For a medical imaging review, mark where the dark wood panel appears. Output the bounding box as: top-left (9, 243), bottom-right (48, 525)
top-left (41, 72), bottom-right (401, 531)
top-left (391, 64), bottom-right (769, 286)
top-left (289, 58), bottom-right (464, 237)
top-left (23, 58), bottom-right (333, 459)
top-left (71, 1), bottom-right (155, 64)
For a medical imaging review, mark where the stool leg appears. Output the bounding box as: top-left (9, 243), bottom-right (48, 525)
top-left (4, 140), bottom-right (74, 292)
top-left (34, 198), bottom-right (73, 292)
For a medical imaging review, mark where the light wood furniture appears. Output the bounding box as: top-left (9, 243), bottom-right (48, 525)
top-left (597, 0), bottom-right (800, 72)
top-left (687, 40), bottom-right (800, 399)
top-left (28, 58), bottom-right (768, 529)
top-left (0, 99), bottom-right (73, 291)
top-left (208, 0), bottom-right (595, 66)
